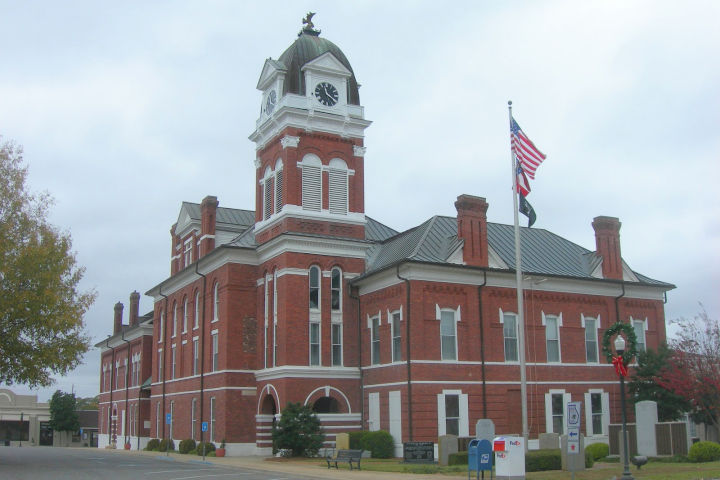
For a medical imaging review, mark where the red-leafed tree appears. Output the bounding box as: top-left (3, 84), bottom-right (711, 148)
top-left (659, 307), bottom-right (719, 433)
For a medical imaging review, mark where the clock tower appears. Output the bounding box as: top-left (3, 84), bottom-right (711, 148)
top-left (249, 16), bottom-right (371, 244)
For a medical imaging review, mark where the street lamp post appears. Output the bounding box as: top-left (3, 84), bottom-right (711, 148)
top-left (614, 335), bottom-right (634, 480)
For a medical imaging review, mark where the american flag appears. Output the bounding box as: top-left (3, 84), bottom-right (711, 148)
top-left (511, 117), bottom-right (546, 180)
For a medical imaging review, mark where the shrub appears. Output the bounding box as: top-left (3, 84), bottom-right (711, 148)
top-left (585, 442), bottom-right (609, 461)
top-left (196, 441), bottom-right (215, 455)
top-left (347, 430), bottom-right (394, 458)
top-left (272, 402), bottom-right (324, 457)
top-left (178, 439), bottom-right (196, 454)
top-left (585, 449), bottom-right (594, 468)
top-left (688, 441), bottom-right (720, 462)
top-left (145, 438), bottom-right (160, 451)
top-left (525, 449), bottom-right (561, 472)
top-left (158, 438), bottom-right (175, 452)
top-left (448, 451), bottom-right (468, 465)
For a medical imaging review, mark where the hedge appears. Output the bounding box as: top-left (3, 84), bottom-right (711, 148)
top-left (145, 438), bottom-right (160, 451)
top-left (158, 438), bottom-right (175, 451)
top-left (178, 438), bottom-right (196, 454)
top-left (526, 449), bottom-right (561, 472)
top-left (585, 442), bottom-right (609, 461)
top-left (348, 430), bottom-right (394, 458)
top-left (688, 441), bottom-right (720, 463)
top-left (196, 441), bottom-right (216, 455)
top-left (448, 451), bottom-right (468, 465)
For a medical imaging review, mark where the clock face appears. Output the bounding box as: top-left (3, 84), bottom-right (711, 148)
top-left (265, 90), bottom-right (277, 115)
top-left (314, 82), bottom-right (339, 106)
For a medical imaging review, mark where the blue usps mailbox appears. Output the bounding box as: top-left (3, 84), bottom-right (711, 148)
top-left (468, 439), bottom-right (493, 479)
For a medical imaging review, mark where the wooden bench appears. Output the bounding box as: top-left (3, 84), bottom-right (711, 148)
top-left (326, 449), bottom-right (364, 470)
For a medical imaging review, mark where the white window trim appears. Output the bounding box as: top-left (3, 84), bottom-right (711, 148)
top-left (193, 291), bottom-right (200, 330)
top-left (309, 321), bottom-right (321, 366)
top-left (499, 308), bottom-right (519, 363)
top-left (631, 317), bottom-right (648, 351)
top-left (331, 267), bottom-right (343, 314)
top-left (389, 306), bottom-right (403, 363)
top-left (541, 311), bottom-right (563, 363)
top-left (544, 389), bottom-right (571, 434)
top-left (436, 389), bottom-right (469, 437)
top-left (368, 312), bottom-right (381, 365)
top-left (436, 304), bottom-right (461, 361)
top-left (172, 303), bottom-right (178, 338)
top-left (212, 283), bottom-right (220, 323)
top-left (183, 297), bottom-right (188, 333)
top-left (331, 323), bottom-right (343, 367)
top-left (584, 389), bottom-right (610, 437)
top-left (582, 314), bottom-right (601, 363)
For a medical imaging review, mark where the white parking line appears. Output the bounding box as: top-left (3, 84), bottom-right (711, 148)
top-left (171, 474), bottom-right (249, 480)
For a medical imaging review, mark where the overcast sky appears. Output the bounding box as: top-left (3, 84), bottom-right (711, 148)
top-left (1, 1), bottom-right (718, 402)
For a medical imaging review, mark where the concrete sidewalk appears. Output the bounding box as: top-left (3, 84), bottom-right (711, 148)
top-left (124, 449), bottom-right (447, 479)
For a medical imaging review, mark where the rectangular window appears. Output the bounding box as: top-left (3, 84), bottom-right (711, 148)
top-left (445, 394), bottom-right (460, 436)
top-left (503, 313), bottom-right (518, 362)
top-left (440, 310), bottom-right (457, 360)
top-left (171, 346), bottom-right (176, 379)
top-left (184, 239), bottom-right (192, 266)
top-left (172, 304), bottom-right (178, 337)
top-left (310, 322), bottom-right (320, 366)
top-left (183, 299), bottom-right (188, 333)
top-left (156, 402), bottom-right (160, 438)
top-left (157, 351), bottom-right (163, 381)
top-left (545, 315), bottom-right (560, 362)
top-left (193, 338), bottom-right (199, 375)
top-left (194, 292), bottom-right (200, 329)
top-left (210, 397), bottom-right (216, 442)
top-left (159, 311), bottom-right (164, 342)
top-left (331, 324), bottom-right (342, 366)
top-left (633, 319), bottom-right (646, 352)
top-left (591, 393), bottom-right (603, 435)
top-left (552, 393), bottom-right (564, 435)
top-left (169, 401), bottom-right (174, 439)
top-left (371, 316), bottom-right (380, 365)
top-left (585, 317), bottom-right (599, 362)
top-left (191, 398), bottom-right (196, 439)
top-left (392, 311), bottom-right (402, 362)
top-left (211, 332), bottom-right (219, 371)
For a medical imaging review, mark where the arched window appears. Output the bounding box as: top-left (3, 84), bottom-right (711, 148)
top-left (182, 296), bottom-right (188, 333)
top-left (301, 154), bottom-right (322, 212)
top-left (261, 395), bottom-right (277, 415)
top-left (213, 283), bottom-right (220, 322)
top-left (312, 396), bottom-right (340, 413)
top-left (331, 267), bottom-right (342, 311)
top-left (309, 266), bottom-right (320, 310)
top-left (328, 158), bottom-right (348, 215)
top-left (172, 302), bottom-right (178, 337)
top-left (275, 159), bottom-right (284, 214)
top-left (262, 166), bottom-right (273, 220)
top-left (194, 291), bottom-right (200, 329)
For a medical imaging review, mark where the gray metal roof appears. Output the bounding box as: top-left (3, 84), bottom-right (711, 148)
top-left (365, 215), bottom-right (673, 287)
top-left (180, 202), bottom-right (255, 228)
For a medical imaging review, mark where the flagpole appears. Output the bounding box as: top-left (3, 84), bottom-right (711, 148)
top-left (508, 100), bottom-right (529, 445)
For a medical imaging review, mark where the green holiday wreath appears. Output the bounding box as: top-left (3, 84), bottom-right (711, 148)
top-left (602, 321), bottom-right (638, 367)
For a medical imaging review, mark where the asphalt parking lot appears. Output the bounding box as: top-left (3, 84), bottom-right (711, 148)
top-left (0, 446), bottom-right (320, 480)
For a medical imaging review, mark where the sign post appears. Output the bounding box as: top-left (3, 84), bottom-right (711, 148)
top-left (567, 401), bottom-right (582, 480)
top-left (201, 421), bottom-right (208, 460)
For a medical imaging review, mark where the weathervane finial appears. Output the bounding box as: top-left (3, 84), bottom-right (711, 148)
top-left (300, 12), bottom-right (321, 36)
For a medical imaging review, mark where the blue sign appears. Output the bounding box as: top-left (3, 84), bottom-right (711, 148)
top-left (201, 421), bottom-right (208, 432)
top-left (166, 413), bottom-right (171, 425)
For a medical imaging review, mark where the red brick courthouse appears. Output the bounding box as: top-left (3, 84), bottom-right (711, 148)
top-left (97, 21), bottom-right (674, 455)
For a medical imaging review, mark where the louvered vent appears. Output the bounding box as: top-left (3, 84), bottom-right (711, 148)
top-left (264, 178), bottom-right (273, 220)
top-left (328, 168), bottom-right (348, 215)
top-left (302, 165), bottom-right (322, 211)
top-left (275, 170), bottom-right (283, 213)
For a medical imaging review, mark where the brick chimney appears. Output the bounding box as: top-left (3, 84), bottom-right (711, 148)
top-left (592, 216), bottom-right (623, 280)
top-left (455, 195), bottom-right (489, 267)
top-left (113, 302), bottom-right (124, 335)
top-left (199, 195), bottom-right (219, 258)
top-left (129, 291), bottom-right (140, 326)
top-left (170, 223), bottom-right (179, 275)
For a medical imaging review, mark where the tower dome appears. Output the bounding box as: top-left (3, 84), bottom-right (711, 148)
top-left (277, 26), bottom-right (360, 105)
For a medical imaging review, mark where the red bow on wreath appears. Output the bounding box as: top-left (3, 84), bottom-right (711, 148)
top-left (612, 355), bottom-right (628, 377)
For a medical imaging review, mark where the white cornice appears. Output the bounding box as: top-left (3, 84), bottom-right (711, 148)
top-left (97, 324), bottom-right (154, 350)
top-left (254, 204), bottom-right (366, 236)
top-left (354, 262), bottom-right (668, 300)
top-left (257, 234), bottom-right (370, 264)
top-left (254, 365), bottom-right (360, 381)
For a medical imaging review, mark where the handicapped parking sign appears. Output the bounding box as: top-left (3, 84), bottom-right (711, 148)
top-left (166, 413), bottom-right (171, 425)
top-left (201, 421), bottom-right (208, 432)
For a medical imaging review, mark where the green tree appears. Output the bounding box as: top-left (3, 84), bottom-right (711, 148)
top-left (629, 343), bottom-right (691, 421)
top-left (271, 402), bottom-right (325, 457)
top-left (0, 139), bottom-right (95, 388)
top-left (49, 390), bottom-right (79, 432)
top-left (76, 395), bottom-right (99, 410)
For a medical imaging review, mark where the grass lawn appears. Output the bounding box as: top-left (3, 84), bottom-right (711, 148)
top-left (304, 457), bottom-right (720, 479)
